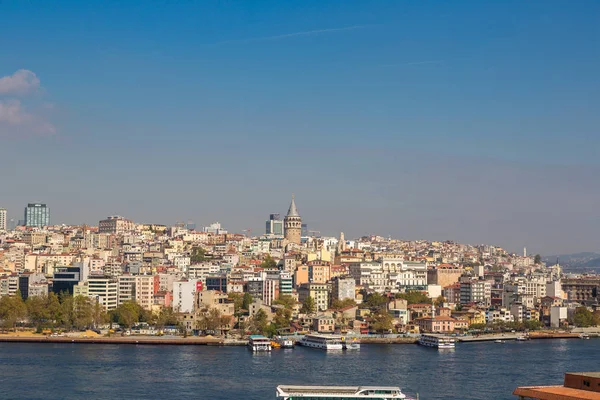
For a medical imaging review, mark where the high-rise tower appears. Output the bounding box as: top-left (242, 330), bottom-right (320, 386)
top-left (284, 195), bottom-right (302, 245)
top-left (24, 203), bottom-right (50, 227)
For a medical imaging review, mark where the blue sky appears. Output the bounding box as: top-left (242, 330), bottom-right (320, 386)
top-left (1, 1), bottom-right (599, 254)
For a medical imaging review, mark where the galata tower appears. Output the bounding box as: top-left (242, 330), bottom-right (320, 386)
top-left (284, 194), bottom-right (302, 245)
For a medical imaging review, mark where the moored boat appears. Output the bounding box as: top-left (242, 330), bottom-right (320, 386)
top-left (342, 336), bottom-right (360, 350)
top-left (298, 334), bottom-right (343, 350)
top-left (276, 385), bottom-right (413, 399)
top-left (418, 333), bottom-right (455, 349)
top-left (579, 333), bottom-right (591, 340)
top-left (275, 336), bottom-right (294, 348)
top-left (248, 335), bottom-right (272, 352)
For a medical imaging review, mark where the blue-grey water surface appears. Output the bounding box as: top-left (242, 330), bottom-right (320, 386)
top-left (0, 339), bottom-right (598, 399)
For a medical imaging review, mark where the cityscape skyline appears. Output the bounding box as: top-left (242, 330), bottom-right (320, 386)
top-left (2, 2), bottom-right (600, 255)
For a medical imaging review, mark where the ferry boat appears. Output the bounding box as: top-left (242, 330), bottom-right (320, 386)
top-left (417, 333), bottom-right (455, 349)
top-left (248, 335), bottom-right (272, 352)
top-left (276, 385), bottom-right (412, 399)
top-left (298, 334), bottom-right (343, 350)
top-left (275, 336), bottom-right (294, 348)
top-left (342, 336), bottom-right (360, 350)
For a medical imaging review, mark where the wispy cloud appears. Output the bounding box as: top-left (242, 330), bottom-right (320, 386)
top-left (209, 24), bottom-right (377, 46)
top-left (0, 69), bottom-right (40, 95)
top-left (0, 70), bottom-right (55, 136)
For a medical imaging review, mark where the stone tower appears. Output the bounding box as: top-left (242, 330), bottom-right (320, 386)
top-left (284, 194), bottom-right (302, 245)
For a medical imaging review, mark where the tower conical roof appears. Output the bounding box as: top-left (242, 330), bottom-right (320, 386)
top-left (286, 195), bottom-right (300, 217)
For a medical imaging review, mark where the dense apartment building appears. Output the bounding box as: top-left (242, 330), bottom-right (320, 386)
top-left (98, 216), bottom-right (134, 234)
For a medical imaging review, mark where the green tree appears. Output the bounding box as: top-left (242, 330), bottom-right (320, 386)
top-left (300, 296), bottom-right (316, 314)
top-left (0, 295), bottom-right (27, 331)
top-left (58, 293), bottom-right (75, 328)
top-left (331, 298), bottom-right (357, 310)
top-left (197, 308), bottom-right (225, 334)
top-left (72, 295), bottom-right (94, 330)
top-left (272, 294), bottom-right (296, 310)
top-left (395, 290), bottom-right (430, 305)
top-left (155, 307), bottom-right (178, 329)
top-left (46, 292), bottom-right (62, 326)
top-left (434, 295), bottom-right (446, 307)
top-left (534, 254), bottom-right (541, 264)
top-left (260, 254), bottom-right (277, 269)
top-left (524, 319), bottom-right (542, 331)
top-left (365, 292), bottom-right (388, 310)
top-left (573, 307), bottom-right (596, 327)
top-left (250, 309), bottom-right (269, 335)
top-left (26, 295), bottom-right (49, 328)
top-left (242, 293), bottom-right (253, 311)
top-left (228, 293), bottom-right (244, 313)
top-left (370, 311), bottom-right (393, 333)
top-left (273, 308), bottom-right (292, 329)
top-left (113, 301), bottom-right (142, 329)
top-left (190, 246), bottom-right (208, 263)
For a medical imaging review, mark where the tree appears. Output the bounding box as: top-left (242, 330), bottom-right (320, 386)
top-left (26, 295), bottom-right (49, 328)
top-left (228, 293), bottom-right (244, 313)
top-left (272, 294), bottom-right (296, 310)
top-left (273, 308), bottom-right (292, 329)
top-left (250, 309), bottom-right (269, 335)
top-left (395, 291), bottom-right (430, 305)
top-left (573, 307), bottom-right (596, 327)
top-left (534, 254), bottom-right (541, 265)
top-left (155, 307), bottom-right (178, 329)
top-left (331, 298), bottom-right (357, 310)
top-left (46, 292), bottom-right (62, 326)
top-left (72, 295), bottom-right (94, 330)
top-left (242, 293), bottom-right (253, 311)
top-left (190, 247), bottom-right (207, 263)
top-left (197, 308), bottom-right (225, 334)
top-left (113, 301), bottom-right (142, 329)
top-left (365, 292), bottom-right (388, 310)
top-left (370, 311), bottom-right (393, 333)
top-left (434, 295), bottom-right (446, 307)
top-left (260, 254), bottom-right (277, 270)
top-left (0, 295), bottom-right (27, 331)
top-left (300, 296), bottom-right (316, 315)
top-left (523, 319), bottom-right (542, 331)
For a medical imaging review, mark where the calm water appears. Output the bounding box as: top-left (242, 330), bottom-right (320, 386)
top-left (0, 339), bottom-right (598, 399)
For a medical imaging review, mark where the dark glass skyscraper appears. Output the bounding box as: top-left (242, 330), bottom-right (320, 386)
top-left (24, 203), bottom-right (50, 227)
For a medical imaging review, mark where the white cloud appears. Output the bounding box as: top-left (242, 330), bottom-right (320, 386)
top-left (0, 69), bottom-right (41, 95)
top-left (0, 99), bottom-right (56, 135)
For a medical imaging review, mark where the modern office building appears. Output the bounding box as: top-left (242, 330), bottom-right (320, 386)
top-left (265, 213), bottom-right (284, 236)
top-left (0, 208), bottom-right (7, 231)
top-left (24, 203), bottom-right (50, 227)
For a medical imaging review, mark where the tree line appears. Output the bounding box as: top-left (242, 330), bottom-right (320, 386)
top-left (0, 292), bottom-right (179, 333)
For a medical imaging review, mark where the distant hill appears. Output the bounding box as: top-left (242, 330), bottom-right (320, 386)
top-left (542, 252), bottom-right (600, 270)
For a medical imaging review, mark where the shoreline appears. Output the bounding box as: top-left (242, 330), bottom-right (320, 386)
top-left (0, 332), bottom-right (588, 346)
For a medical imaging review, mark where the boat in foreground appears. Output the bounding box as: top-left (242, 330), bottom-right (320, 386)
top-left (418, 333), bottom-right (455, 349)
top-left (248, 335), bottom-right (272, 352)
top-left (276, 385), bottom-right (413, 399)
top-left (298, 334), bottom-right (343, 350)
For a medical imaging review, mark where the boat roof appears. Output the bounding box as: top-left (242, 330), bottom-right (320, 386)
top-left (304, 334), bottom-right (342, 339)
top-left (277, 385), bottom-right (402, 394)
top-left (249, 335), bottom-right (269, 339)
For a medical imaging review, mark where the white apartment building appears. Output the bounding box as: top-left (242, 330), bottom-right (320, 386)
top-left (87, 276), bottom-right (118, 311)
top-left (460, 279), bottom-right (492, 306)
top-left (331, 276), bottom-right (355, 301)
top-left (173, 279), bottom-right (199, 313)
top-left (135, 275), bottom-right (154, 310)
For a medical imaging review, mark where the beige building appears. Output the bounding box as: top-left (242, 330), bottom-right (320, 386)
top-left (98, 216), bottom-right (134, 234)
top-left (298, 283), bottom-right (329, 311)
top-left (196, 290), bottom-right (235, 316)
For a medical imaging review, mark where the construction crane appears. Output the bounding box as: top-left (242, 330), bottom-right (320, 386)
top-left (242, 228), bottom-right (252, 237)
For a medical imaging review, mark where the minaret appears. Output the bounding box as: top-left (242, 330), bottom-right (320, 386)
top-left (284, 194), bottom-right (302, 245)
top-left (337, 232), bottom-right (346, 253)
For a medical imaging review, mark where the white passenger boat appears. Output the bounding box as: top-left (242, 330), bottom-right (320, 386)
top-left (417, 333), bottom-right (455, 349)
top-left (248, 335), bottom-right (272, 352)
top-left (276, 385), bottom-right (412, 399)
top-left (298, 334), bottom-right (343, 350)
